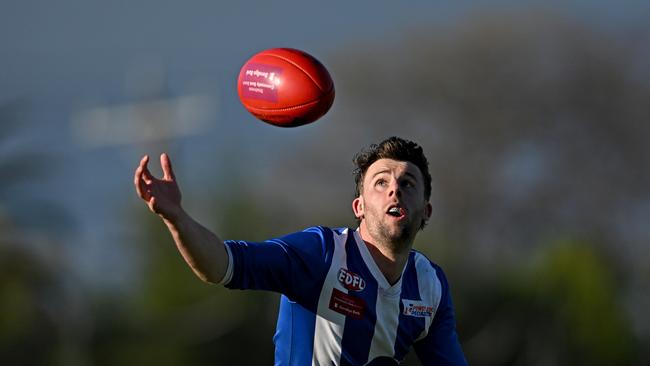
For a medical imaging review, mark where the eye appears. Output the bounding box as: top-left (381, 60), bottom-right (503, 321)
top-left (375, 178), bottom-right (387, 187)
top-left (401, 179), bottom-right (415, 188)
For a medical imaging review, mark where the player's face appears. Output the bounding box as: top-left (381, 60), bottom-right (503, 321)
top-left (353, 158), bottom-right (432, 250)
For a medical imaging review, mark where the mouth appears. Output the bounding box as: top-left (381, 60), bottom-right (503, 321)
top-left (386, 205), bottom-right (407, 219)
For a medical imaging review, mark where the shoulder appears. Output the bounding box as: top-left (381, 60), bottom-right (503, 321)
top-left (269, 226), bottom-right (354, 257)
top-left (410, 250), bottom-right (447, 279)
top-left (276, 226), bottom-right (354, 244)
top-left (409, 250), bottom-right (452, 295)
top-left (274, 226), bottom-right (341, 245)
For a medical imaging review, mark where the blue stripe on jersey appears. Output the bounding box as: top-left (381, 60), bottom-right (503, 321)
top-left (273, 296), bottom-right (317, 366)
top-left (271, 227), bottom-right (337, 366)
top-left (339, 232), bottom-right (379, 366)
top-left (299, 226), bottom-right (335, 311)
top-left (394, 252), bottom-right (426, 360)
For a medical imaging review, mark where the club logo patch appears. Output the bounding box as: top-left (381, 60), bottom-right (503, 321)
top-left (329, 288), bottom-right (365, 319)
top-left (338, 268), bottom-right (366, 292)
top-left (240, 63), bottom-right (282, 102)
top-left (402, 300), bottom-right (434, 318)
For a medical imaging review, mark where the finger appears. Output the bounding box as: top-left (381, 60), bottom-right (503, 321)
top-left (148, 196), bottom-right (157, 213)
top-left (134, 157), bottom-right (151, 200)
top-left (141, 155), bottom-right (155, 184)
top-left (161, 153), bottom-right (176, 181)
top-left (134, 165), bottom-right (144, 197)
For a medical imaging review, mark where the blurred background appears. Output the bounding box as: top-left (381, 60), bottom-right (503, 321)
top-left (1, 1), bottom-right (649, 365)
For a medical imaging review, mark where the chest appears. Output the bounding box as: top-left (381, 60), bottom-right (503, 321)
top-left (315, 262), bottom-right (438, 352)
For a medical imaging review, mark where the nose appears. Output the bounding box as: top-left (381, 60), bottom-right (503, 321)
top-left (388, 180), bottom-right (401, 198)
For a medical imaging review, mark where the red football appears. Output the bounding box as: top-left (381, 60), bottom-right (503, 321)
top-left (237, 48), bottom-right (335, 127)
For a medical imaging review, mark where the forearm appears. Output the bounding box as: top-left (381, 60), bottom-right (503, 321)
top-left (163, 209), bottom-right (229, 284)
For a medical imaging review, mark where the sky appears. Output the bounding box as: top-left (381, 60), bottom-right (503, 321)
top-left (1, 0), bottom-right (648, 287)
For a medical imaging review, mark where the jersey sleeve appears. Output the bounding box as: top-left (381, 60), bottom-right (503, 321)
top-left (223, 226), bottom-right (334, 308)
top-left (414, 265), bottom-right (468, 366)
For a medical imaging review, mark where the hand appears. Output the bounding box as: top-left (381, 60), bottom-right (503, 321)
top-left (134, 153), bottom-right (183, 221)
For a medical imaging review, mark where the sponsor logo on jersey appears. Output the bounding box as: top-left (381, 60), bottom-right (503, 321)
top-left (402, 299), bottom-right (434, 318)
top-left (337, 268), bottom-right (366, 292)
top-left (329, 288), bottom-right (365, 319)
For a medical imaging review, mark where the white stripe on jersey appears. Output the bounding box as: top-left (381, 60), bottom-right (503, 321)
top-left (414, 252), bottom-right (443, 341)
top-left (366, 288), bottom-right (401, 360)
top-left (312, 228), bottom-right (349, 366)
top-left (353, 230), bottom-right (404, 360)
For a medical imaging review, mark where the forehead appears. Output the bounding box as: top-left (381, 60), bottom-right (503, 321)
top-left (365, 158), bottom-right (423, 181)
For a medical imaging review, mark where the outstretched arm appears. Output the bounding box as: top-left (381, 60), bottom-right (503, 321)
top-left (134, 153), bottom-right (228, 284)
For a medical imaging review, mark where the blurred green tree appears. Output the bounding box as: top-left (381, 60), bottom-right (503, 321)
top-left (0, 101), bottom-right (82, 366)
top-left (90, 186), bottom-right (280, 365)
top-left (459, 240), bottom-right (637, 366)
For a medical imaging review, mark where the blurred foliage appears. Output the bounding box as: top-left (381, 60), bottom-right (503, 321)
top-left (0, 101), bottom-right (83, 365)
top-left (531, 242), bottom-right (634, 363)
top-left (85, 205), bottom-right (278, 366)
top-left (458, 240), bottom-right (637, 366)
top-left (0, 246), bottom-right (58, 365)
top-left (2, 9), bottom-right (650, 366)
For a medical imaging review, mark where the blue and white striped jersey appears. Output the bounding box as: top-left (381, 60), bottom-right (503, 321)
top-left (223, 226), bottom-right (467, 366)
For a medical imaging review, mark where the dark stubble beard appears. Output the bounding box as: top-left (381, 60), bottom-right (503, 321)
top-left (371, 216), bottom-right (417, 253)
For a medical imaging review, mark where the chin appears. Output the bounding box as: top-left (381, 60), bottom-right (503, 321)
top-left (381, 225), bottom-right (415, 247)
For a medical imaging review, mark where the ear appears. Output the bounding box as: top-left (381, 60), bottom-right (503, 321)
top-left (352, 196), bottom-right (365, 219)
top-left (423, 201), bottom-right (433, 225)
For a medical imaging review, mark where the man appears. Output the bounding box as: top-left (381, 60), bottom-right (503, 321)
top-left (134, 136), bottom-right (467, 365)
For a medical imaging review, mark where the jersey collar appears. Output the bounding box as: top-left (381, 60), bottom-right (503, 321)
top-left (352, 228), bottom-right (407, 297)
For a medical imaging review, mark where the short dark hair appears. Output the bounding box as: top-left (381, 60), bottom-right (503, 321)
top-left (353, 136), bottom-right (432, 201)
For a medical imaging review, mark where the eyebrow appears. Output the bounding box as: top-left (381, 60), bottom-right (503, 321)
top-left (371, 170), bottom-right (418, 180)
top-left (371, 169), bottom-right (390, 178)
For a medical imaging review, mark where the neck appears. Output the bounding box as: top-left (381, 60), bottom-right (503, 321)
top-left (358, 223), bottom-right (412, 285)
